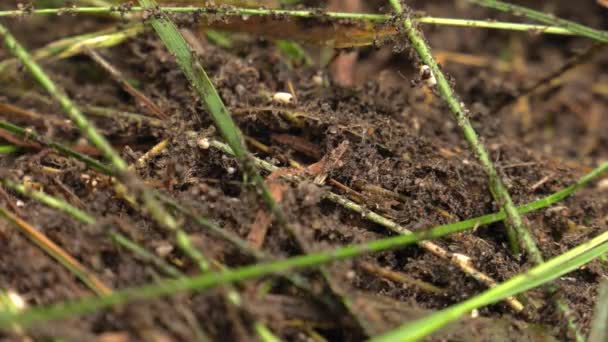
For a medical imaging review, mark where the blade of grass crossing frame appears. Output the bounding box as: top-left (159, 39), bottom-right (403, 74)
top-left (0, 5), bottom-right (602, 41)
top-left (0, 20), bottom-right (212, 279)
top-left (0, 23), bottom-right (126, 171)
top-left (588, 280), bottom-right (608, 342)
top-left (136, 0), bottom-right (246, 160)
top-left (135, 1), bottom-right (374, 334)
top-left (467, 0), bottom-right (608, 43)
top-left (2, 217), bottom-right (608, 330)
top-left (387, 2), bottom-right (585, 339)
top-left (371, 232), bottom-right (608, 341)
top-left (136, 0), bottom-right (281, 214)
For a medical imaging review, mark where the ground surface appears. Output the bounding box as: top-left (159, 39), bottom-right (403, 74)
top-left (1, 0), bottom-right (608, 341)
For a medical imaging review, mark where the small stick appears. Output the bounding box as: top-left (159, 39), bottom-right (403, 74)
top-left (0, 102), bottom-right (70, 129)
top-left (358, 261), bottom-right (443, 294)
top-left (86, 49), bottom-right (168, 120)
top-left (130, 139), bottom-right (169, 171)
top-left (0, 185), bottom-right (23, 217)
top-left (0, 205), bottom-right (112, 296)
top-left (49, 177), bottom-right (86, 210)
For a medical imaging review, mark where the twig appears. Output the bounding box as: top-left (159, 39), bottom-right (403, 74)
top-left (2, 88), bottom-right (163, 128)
top-left (358, 261), bottom-right (443, 294)
top-left (0, 205), bottom-right (112, 296)
top-left (86, 49), bottom-right (168, 119)
top-left (0, 102), bottom-right (70, 128)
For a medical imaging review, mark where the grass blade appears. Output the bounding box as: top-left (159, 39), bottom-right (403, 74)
top-left (0, 19), bottom-right (211, 280)
top-left (588, 280), bottom-right (608, 342)
top-left (0, 7), bottom-right (590, 39)
top-left (467, 0), bottom-right (608, 43)
top-left (0, 22), bottom-right (126, 170)
top-left (371, 233), bottom-right (608, 341)
top-left (2, 212), bottom-right (607, 330)
top-left (387, 2), bottom-right (586, 338)
top-left (136, 0), bottom-right (376, 333)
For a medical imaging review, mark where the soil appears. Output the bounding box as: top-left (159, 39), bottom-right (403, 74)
top-left (1, 0), bottom-right (608, 341)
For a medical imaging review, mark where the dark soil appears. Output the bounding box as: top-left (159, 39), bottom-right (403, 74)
top-left (1, 0), bottom-right (607, 341)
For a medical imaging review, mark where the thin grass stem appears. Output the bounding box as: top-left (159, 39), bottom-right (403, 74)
top-left (389, 1), bottom-right (527, 255)
top-left (1, 178), bottom-right (183, 278)
top-left (371, 230), bottom-right (608, 341)
top-left (388, 2), bottom-right (586, 340)
top-left (3, 197), bottom-right (608, 329)
top-left (467, 0), bottom-right (608, 43)
top-left (0, 120), bottom-right (112, 174)
top-left (0, 7), bottom-right (591, 39)
top-left (588, 280), bottom-right (608, 342)
top-left (137, 0), bottom-right (372, 333)
top-left (0, 22), bottom-right (209, 282)
top-left (0, 23), bottom-right (126, 170)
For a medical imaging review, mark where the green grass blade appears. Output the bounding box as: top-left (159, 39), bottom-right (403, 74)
top-left (0, 23), bottom-right (126, 171)
top-left (0, 145), bottom-right (19, 154)
top-left (371, 233), bottom-right (608, 342)
top-left (0, 7), bottom-right (590, 40)
top-left (390, 0), bottom-right (527, 256)
top-left (0, 23), bottom-right (211, 276)
top-left (136, 0), bottom-right (283, 213)
top-left (0, 153), bottom-right (606, 328)
top-left (3, 213), bottom-right (607, 330)
top-left (255, 322), bottom-right (282, 342)
top-left (0, 120), bottom-right (113, 175)
top-left (136, 0), bottom-right (251, 161)
top-left (588, 280), bottom-right (608, 342)
top-left (387, 2), bottom-right (586, 338)
top-left (467, 0), bottom-right (608, 43)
